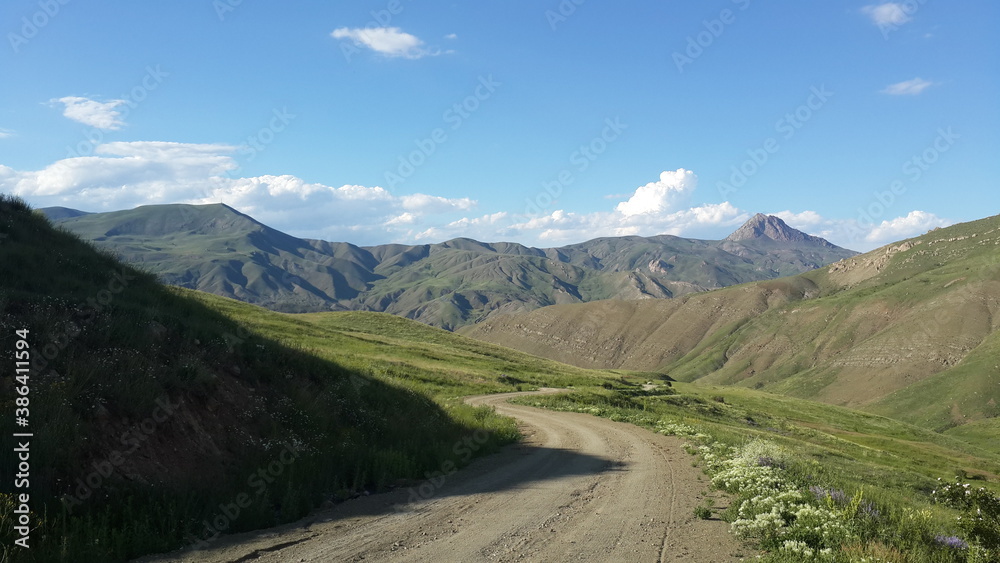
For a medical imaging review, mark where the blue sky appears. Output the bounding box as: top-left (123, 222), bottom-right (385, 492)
top-left (1, 1), bottom-right (997, 251)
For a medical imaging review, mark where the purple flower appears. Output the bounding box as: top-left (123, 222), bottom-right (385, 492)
top-left (808, 486), bottom-right (848, 504)
top-left (859, 501), bottom-right (880, 520)
top-left (934, 535), bottom-right (968, 550)
top-left (829, 489), bottom-right (848, 504)
top-left (809, 485), bottom-right (827, 499)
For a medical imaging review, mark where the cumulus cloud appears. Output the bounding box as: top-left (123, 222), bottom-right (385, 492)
top-left (331, 27), bottom-right (437, 59)
top-left (862, 3), bottom-right (912, 27)
top-left (1, 141), bottom-right (479, 244)
top-left (880, 77), bottom-right (934, 96)
top-left (773, 208), bottom-right (951, 251)
top-left (515, 203), bottom-right (746, 246)
top-left (615, 168), bottom-right (697, 216)
top-left (52, 96), bottom-right (127, 130)
top-left (416, 170), bottom-right (746, 246)
top-left (866, 210), bottom-right (949, 243)
top-left (401, 193), bottom-right (475, 213)
top-left (5, 153), bottom-right (939, 251)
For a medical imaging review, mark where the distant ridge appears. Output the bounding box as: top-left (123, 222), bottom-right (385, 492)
top-left (42, 204), bottom-right (856, 329)
top-left (36, 206), bottom-right (91, 220)
top-left (459, 212), bottom-right (1000, 436)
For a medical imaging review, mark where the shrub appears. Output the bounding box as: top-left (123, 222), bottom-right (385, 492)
top-left (694, 504), bottom-right (713, 519)
top-left (933, 477), bottom-right (1000, 550)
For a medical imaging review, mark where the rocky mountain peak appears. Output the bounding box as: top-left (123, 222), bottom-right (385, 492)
top-left (726, 213), bottom-right (818, 244)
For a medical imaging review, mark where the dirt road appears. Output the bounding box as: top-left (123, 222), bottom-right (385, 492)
top-left (138, 390), bottom-right (747, 562)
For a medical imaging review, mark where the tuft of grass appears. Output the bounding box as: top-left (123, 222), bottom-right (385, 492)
top-left (694, 497), bottom-right (715, 520)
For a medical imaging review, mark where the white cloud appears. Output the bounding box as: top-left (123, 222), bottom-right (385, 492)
top-left (53, 96), bottom-right (127, 130)
top-left (532, 202), bottom-right (746, 245)
top-left (386, 212), bottom-right (418, 226)
top-left (444, 33), bottom-right (458, 40)
top-left (866, 210), bottom-right (949, 243)
top-left (331, 27), bottom-right (437, 59)
top-left (401, 193), bottom-right (475, 213)
top-left (386, 170), bottom-right (744, 245)
top-left (862, 3), bottom-right (912, 27)
top-left (1, 141), bottom-right (479, 244)
top-left (881, 77), bottom-right (934, 96)
top-left (773, 210), bottom-right (825, 228)
top-left (0, 128), bottom-right (14, 139)
top-left (615, 168), bottom-right (697, 216)
top-left (4, 152), bottom-right (948, 251)
top-left (96, 141), bottom-right (237, 160)
top-left (771, 209), bottom-right (951, 252)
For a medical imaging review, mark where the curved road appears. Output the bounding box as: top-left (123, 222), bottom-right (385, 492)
top-left (139, 390), bottom-right (746, 562)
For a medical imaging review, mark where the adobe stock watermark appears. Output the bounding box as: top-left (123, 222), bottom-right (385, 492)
top-left (384, 74), bottom-right (500, 189)
top-left (60, 396), bottom-right (184, 513)
top-left (7, 0), bottom-right (71, 53)
top-left (186, 441), bottom-right (305, 549)
top-left (236, 107), bottom-right (296, 163)
top-left (717, 85), bottom-right (833, 198)
top-left (873, 0), bottom-right (930, 40)
top-left (840, 126), bottom-right (958, 243)
top-left (521, 117), bottom-right (627, 219)
top-left (64, 65), bottom-right (170, 159)
top-left (545, 0), bottom-right (586, 31)
top-left (204, 106), bottom-right (296, 198)
top-left (30, 269), bottom-right (137, 378)
top-left (396, 429), bottom-right (490, 511)
top-left (672, 0), bottom-right (751, 73)
top-left (212, 0), bottom-right (245, 21)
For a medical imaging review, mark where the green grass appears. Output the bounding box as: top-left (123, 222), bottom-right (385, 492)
top-left (5, 194), bottom-right (998, 561)
top-left (512, 377), bottom-right (1000, 561)
top-left (649, 214), bottom-right (1000, 435)
top-left (0, 195), bottom-right (608, 562)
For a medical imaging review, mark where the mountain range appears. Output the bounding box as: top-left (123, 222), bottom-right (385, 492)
top-left (41, 205), bottom-right (856, 329)
top-left (459, 214), bottom-right (1000, 440)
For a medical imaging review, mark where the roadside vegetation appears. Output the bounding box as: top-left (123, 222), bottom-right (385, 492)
top-left (513, 380), bottom-right (1000, 561)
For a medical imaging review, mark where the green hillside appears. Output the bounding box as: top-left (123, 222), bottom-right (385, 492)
top-left (461, 214), bottom-right (1000, 436)
top-left (44, 204), bottom-right (856, 329)
top-left (3, 195), bottom-right (999, 561)
top-left (0, 195), bottom-right (601, 562)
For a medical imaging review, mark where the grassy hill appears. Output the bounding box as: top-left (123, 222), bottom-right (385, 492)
top-left (3, 195), bottom-right (999, 561)
top-left (0, 195), bottom-right (603, 562)
top-left (460, 214), bottom-right (1000, 438)
top-left (44, 204), bottom-right (856, 329)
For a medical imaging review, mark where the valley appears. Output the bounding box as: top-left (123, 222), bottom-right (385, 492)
top-left (42, 205), bottom-right (855, 330)
top-left (2, 197), bottom-right (999, 562)
top-left (5, 4), bottom-right (997, 561)
top-left (461, 215), bottom-right (1000, 441)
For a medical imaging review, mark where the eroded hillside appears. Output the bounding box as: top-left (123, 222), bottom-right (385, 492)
top-left (461, 215), bottom-right (1000, 434)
